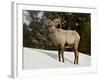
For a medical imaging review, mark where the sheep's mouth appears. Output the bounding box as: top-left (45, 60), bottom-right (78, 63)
top-left (50, 30), bottom-right (55, 33)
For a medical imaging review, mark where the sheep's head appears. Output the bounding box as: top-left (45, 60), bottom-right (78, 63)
top-left (44, 17), bottom-right (62, 33)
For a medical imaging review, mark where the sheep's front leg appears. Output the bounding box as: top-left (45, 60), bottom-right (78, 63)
top-left (61, 48), bottom-right (64, 63)
top-left (58, 48), bottom-right (61, 62)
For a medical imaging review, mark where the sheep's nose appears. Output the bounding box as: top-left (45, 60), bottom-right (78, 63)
top-left (52, 28), bottom-right (54, 30)
top-left (51, 27), bottom-right (55, 31)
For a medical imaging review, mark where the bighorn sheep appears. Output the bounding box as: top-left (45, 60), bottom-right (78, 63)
top-left (44, 17), bottom-right (80, 64)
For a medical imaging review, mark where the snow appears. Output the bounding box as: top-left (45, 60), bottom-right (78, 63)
top-left (23, 10), bottom-right (32, 26)
top-left (23, 47), bottom-right (91, 69)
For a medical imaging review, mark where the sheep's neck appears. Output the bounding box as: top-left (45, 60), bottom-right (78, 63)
top-left (50, 29), bottom-right (60, 41)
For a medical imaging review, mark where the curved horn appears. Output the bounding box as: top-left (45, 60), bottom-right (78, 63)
top-left (53, 18), bottom-right (62, 28)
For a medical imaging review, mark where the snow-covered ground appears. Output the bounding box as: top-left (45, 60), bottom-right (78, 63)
top-left (23, 47), bottom-right (91, 69)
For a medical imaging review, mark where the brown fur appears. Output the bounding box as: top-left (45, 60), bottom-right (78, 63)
top-left (44, 18), bottom-right (80, 64)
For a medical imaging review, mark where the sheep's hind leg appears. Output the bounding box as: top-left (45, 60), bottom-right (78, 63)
top-left (74, 49), bottom-right (79, 64)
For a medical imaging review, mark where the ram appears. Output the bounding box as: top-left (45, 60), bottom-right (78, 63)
top-left (44, 18), bottom-right (80, 64)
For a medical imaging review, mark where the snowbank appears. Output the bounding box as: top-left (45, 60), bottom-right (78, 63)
top-left (23, 47), bottom-right (91, 69)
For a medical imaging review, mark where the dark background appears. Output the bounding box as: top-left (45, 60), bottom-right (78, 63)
top-left (23, 10), bottom-right (91, 55)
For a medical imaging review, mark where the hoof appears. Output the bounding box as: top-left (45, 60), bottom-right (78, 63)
top-left (62, 61), bottom-right (65, 63)
top-left (74, 62), bottom-right (79, 64)
top-left (59, 60), bottom-right (61, 62)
